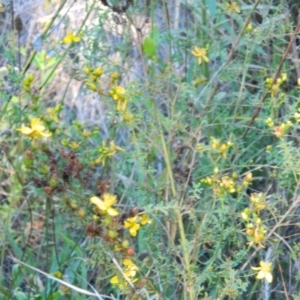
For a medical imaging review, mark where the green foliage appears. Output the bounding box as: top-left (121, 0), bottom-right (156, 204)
top-left (1, 0), bottom-right (300, 299)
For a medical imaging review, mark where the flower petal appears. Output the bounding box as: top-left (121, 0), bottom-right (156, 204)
top-left (256, 270), bottom-right (265, 280)
top-left (40, 131), bottom-right (52, 138)
top-left (129, 228), bottom-right (137, 236)
top-left (265, 273), bottom-right (273, 283)
top-left (110, 275), bottom-right (119, 284)
top-left (203, 56), bottom-right (209, 63)
top-left (103, 193), bottom-right (117, 206)
top-left (107, 207), bottom-right (119, 216)
top-left (17, 126), bottom-right (33, 135)
top-left (72, 36), bottom-right (80, 42)
top-left (90, 196), bottom-right (107, 210)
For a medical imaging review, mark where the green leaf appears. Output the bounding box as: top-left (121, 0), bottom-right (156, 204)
top-left (142, 37), bottom-right (157, 58)
top-left (206, 0), bottom-right (217, 17)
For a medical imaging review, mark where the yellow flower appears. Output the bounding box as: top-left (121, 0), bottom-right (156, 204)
top-left (110, 259), bottom-right (138, 290)
top-left (109, 86), bottom-right (127, 111)
top-left (139, 214), bottom-right (152, 225)
top-left (108, 140), bottom-right (124, 155)
top-left (63, 32), bottom-right (80, 44)
top-left (69, 141), bottom-right (81, 150)
top-left (247, 225), bottom-right (266, 248)
top-left (123, 259), bottom-right (138, 275)
top-left (94, 140), bottom-right (124, 165)
top-left (90, 193), bottom-right (119, 216)
top-left (110, 275), bottom-right (126, 290)
top-left (225, 2), bottom-right (241, 14)
top-left (124, 216), bottom-right (140, 237)
top-left (17, 118), bottom-right (52, 139)
top-left (251, 261), bottom-right (273, 283)
top-left (274, 121), bottom-right (292, 138)
top-left (250, 193), bottom-right (266, 212)
top-left (191, 46), bottom-right (209, 65)
top-left (220, 176), bottom-right (236, 193)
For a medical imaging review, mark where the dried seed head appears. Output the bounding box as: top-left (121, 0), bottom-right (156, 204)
top-left (15, 15), bottom-right (23, 32)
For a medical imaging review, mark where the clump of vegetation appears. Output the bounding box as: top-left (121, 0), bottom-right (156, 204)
top-left (1, 0), bottom-right (300, 299)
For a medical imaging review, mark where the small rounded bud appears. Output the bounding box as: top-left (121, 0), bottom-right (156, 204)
top-left (69, 200), bottom-right (78, 210)
top-left (77, 208), bottom-right (86, 218)
top-left (43, 186), bottom-right (53, 195)
top-left (126, 247), bottom-right (135, 256)
top-left (108, 230), bottom-right (118, 238)
top-left (122, 240), bottom-right (130, 249)
top-left (111, 72), bottom-right (119, 80)
top-left (83, 67), bottom-right (93, 75)
top-left (52, 271), bottom-right (63, 279)
top-left (49, 175), bottom-right (58, 188)
top-left (23, 158), bottom-right (33, 168)
top-left (85, 81), bottom-right (97, 91)
top-left (246, 229), bottom-right (254, 236)
top-left (25, 150), bottom-right (34, 159)
top-left (40, 165), bottom-right (50, 174)
top-left (103, 216), bottom-right (112, 225)
top-left (93, 67), bottom-right (103, 77)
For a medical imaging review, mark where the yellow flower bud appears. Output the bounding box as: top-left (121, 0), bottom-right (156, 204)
top-left (85, 81), bottom-right (97, 91)
top-left (93, 67), bottom-right (103, 77)
top-left (83, 67), bottom-right (93, 75)
top-left (77, 208), bottom-right (86, 218)
top-left (111, 72), bottom-right (119, 80)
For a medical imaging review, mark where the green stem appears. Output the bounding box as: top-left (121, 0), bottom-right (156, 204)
top-left (22, 0), bottom-right (68, 75)
top-left (39, 0), bottom-right (97, 90)
top-left (152, 100), bottom-right (194, 300)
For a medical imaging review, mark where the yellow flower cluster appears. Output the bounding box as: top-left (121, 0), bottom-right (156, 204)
top-left (88, 192), bottom-right (151, 291)
top-left (110, 259), bottom-right (139, 290)
top-left (201, 172), bottom-right (253, 196)
top-left (124, 214), bottom-right (152, 237)
top-left (210, 137), bottom-right (233, 158)
top-left (109, 86), bottom-right (127, 111)
top-left (83, 66), bottom-right (104, 92)
top-left (219, 175), bottom-right (237, 194)
top-left (265, 117), bottom-right (274, 128)
top-left (242, 172), bottom-right (253, 187)
top-left (265, 73), bottom-right (287, 97)
top-left (90, 193), bottom-right (152, 238)
top-left (46, 104), bottom-right (62, 123)
top-left (23, 74), bottom-right (34, 92)
top-left (94, 140), bottom-right (124, 165)
top-left (17, 117), bottom-right (52, 139)
top-left (241, 193), bottom-right (267, 248)
top-left (265, 117), bottom-right (292, 138)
